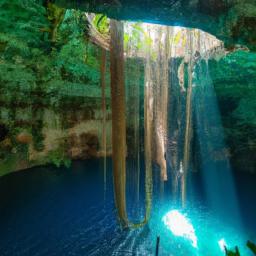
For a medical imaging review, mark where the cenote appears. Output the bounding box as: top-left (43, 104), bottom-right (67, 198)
top-left (0, 1), bottom-right (256, 255)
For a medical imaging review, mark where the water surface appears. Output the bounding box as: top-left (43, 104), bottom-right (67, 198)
top-left (0, 160), bottom-right (255, 255)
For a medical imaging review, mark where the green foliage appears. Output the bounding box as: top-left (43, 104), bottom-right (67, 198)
top-left (209, 50), bottom-right (256, 170)
top-left (31, 120), bottom-right (45, 152)
top-left (124, 23), bottom-right (146, 52)
top-left (0, 33), bottom-right (30, 57)
top-left (45, 2), bottom-right (65, 42)
top-left (247, 240), bottom-right (256, 254)
top-left (0, 0), bottom-right (49, 48)
top-left (0, 154), bottom-right (18, 176)
top-left (47, 147), bottom-right (71, 168)
top-left (225, 246), bottom-right (240, 256)
top-left (92, 14), bottom-right (109, 35)
top-left (224, 241), bottom-right (256, 256)
top-left (58, 9), bottom-right (89, 42)
top-left (211, 51), bottom-right (256, 127)
top-left (0, 62), bottom-right (36, 87)
top-left (0, 1), bottom-right (102, 174)
top-left (56, 38), bottom-right (100, 84)
top-left (233, 94), bottom-right (256, 125)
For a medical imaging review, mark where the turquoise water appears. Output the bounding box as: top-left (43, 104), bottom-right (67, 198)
top-left (148, 202), bottom-right (252, 255)
top-left (0, 160), bottom-right (255, 255)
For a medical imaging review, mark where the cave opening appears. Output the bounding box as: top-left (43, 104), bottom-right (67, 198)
top-left (0, 1), bottom-right (256, 255)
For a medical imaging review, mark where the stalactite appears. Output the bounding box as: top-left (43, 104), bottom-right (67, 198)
top-left (110, 19), bottom-right (128, 227)
top-left (100, 48), bottom-right (107, 197)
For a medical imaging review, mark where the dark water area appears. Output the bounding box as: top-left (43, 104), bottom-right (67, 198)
top-left (0, 160), bottom-right (256, 255)
top-left (233, 170), bottom-right (256, 231)
top-left (0, 160), bottom-right (117, 256)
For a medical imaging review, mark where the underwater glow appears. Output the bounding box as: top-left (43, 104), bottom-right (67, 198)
top-left (162, 210), bottom-right (198, 248)
top-left (218, 238), bottom-right (227, 252)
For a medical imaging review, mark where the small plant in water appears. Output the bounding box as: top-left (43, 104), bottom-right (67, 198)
top-left (225, 240), bottom-right (256, 256)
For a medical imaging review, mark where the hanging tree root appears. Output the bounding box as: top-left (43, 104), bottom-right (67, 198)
top-left (110, 19), bottom-right (128, 227)
top-left (110, 19), bottom-right (153, 229)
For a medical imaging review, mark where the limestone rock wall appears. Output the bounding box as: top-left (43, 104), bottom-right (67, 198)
top-left (0, 0), bottom-right (112, 176)
top-left (55, 0), bottom-right (256, 51)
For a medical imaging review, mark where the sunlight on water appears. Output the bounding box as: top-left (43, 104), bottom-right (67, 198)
top-left (218, 238), bottom-right (227, 252)
top-left (149, 204), bottom-right (250, 256)
top-left (162, 210), bottom-right (198, 248)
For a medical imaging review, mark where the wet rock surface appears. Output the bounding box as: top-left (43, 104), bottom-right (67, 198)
top-left (55, 0), bottom-right (256, 50)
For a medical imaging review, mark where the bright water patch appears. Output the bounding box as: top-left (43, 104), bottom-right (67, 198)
top-left (162, 210), bottom-right (197, 248)
top-left (148, 204), bottom-right (252, 256)
top-left (218, 238), bottom-right (227, 252)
